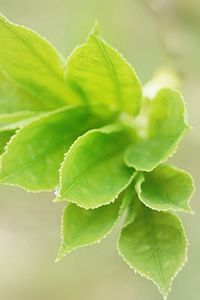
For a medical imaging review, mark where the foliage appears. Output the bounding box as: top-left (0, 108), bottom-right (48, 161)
top-left (0, 14), bottom-right (195, 299)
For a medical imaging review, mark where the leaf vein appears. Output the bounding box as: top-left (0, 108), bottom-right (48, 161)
top-left (93, 35), bottom-right (122, 107)
top-left (144, 210), bottom-right (167, 293)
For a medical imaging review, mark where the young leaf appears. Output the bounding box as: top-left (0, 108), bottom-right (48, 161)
top-left (57, 125), bottom-right (135, 209)
top-left (119, 184), bottom-right (135, 216)
top-left (136, 164), bottom-right (195, 212)
top-left (118, 203), bottom-right (187, 299)
top-left (0, 72), bottom-right (46, 114)
top-left (0, 130), bottom-right (14, 155)
top-left (0, 106), bottom-right (103, 191)
top-left (0, 16), bottom-right (194, 299)
top-left (124, 88), bottom-right (188, 171)
top-left (65, 26), bottom-right (142, 115)
top-left (57, 196), bottom-right (122, 261)
top-left (0, 111), bottom-right (37, 131)
top-left (120, 185), bottom-right (138, 227)
top-left (0, 14), bottom-right (78, 110)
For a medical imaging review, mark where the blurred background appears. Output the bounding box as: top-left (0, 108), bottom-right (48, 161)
top-left (0, 0), bottom-right (199, 299)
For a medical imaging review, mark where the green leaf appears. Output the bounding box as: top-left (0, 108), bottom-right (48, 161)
top-left (120, 185), bottom-right (138, 227)
top-left (0, 106), bottom-right (104, 191)
top-left (124, 89), bottom-right (188, 171)
top-left (118, 203), bottom-right (187, 299)
top-left (0, 111), bottom-right (37, 131)
top-left (57, 195), bottom-right (122, 261)
top-left (0, 130), bottom-right (14, 155)
top-left (0, 14), bottom-right (78, 110)
top-left (57, 125), bottom-right (135, 209)
top-left (65, 27), bottom-right (142, 115)
top-left (119, 184), bottom-right (135, 216)
top-left (136, 164), bottom-right (194, 212)
top-left (0, 71), bottom-right (45, 114)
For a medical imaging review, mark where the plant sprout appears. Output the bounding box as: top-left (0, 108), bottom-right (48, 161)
top-left (0, 14), bottom-right (195, 299)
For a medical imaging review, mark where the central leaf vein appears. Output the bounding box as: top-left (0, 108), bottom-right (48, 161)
top-left (93, 35), bottom-right (122, 107)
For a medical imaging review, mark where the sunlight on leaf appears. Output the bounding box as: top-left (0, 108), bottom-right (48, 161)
top-left (0, 15), bottom-right (79, 109)
top-left (124, 88), bottom-right (189, 171)
top-left (65, 26), bottom-right (142, 114)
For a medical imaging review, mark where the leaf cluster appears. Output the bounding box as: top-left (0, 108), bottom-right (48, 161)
top-left (0, 15), bottom-right (195, 299)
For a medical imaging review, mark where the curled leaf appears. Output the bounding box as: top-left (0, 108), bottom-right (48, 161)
top-left (136, 164), bottom-right (195, 212)
top-left (124, 88), bottom-right (189, 171)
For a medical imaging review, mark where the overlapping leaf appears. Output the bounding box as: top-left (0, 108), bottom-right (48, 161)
top-left (0, 15), bottom-right (79, 110)
top-left (124, 88), bottom-right (189, 171)
top-left (120, 185), bottom-right (138, 227)
top-left (65, 26), bottom-right (142, 114)
top-left (118, 202), bottom-right (187, 298)
top-left (0, 14), bottom-right (195, 300)
top-left (0, 106), bottom-right (106, 190)
top-left (0, 111), bottom-right (38, 131)
top-left (57, 196), bottom-right (122, 261)
top-left (0, 130), bottom-right (14, 155)
top-left (57, 125), bottom-right (135, 208)
top-left (136, 164), bottom-right (194, 212)
top-left (0, 71), bottom-right (44, 114)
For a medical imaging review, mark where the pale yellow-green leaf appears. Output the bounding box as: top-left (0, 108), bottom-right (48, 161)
top-left (65, 28), bottom-right (142, 114)
top-left (0, 14), bottom-right (79, 110)
top-left (124, 89), bottom-right (189, 171)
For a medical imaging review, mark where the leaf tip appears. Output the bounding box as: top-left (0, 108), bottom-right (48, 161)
top-left (54, 257), bottom-right (60, 263)
top-left (55, 252), bottom-right (64, 263)
top-left (162, 294), bottom-right (168, 300)
top-left (53, 195), bottom-right (62, 203)
top-left (89, 21), bottom-right (100, 36)
top-left (55, 243), bottom-right (70, 263)
top-left (186, 206), bottom-right (194, 215)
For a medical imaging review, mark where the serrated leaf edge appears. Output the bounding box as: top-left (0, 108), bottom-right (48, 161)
top-left (0, 14), bottom-right (66, 79)
top-left (65, 28), bottom-right (142, 115)
top-left (0, 105), bottom-right (81, 192)
top-left (124, 88), bottom-right (190, 172)
top-left (135, 164), bottom-right (195, 213)
top-left (117, 212), bottom-right (188, 299)
top-left (56, 124), bottom-right (136, 209)
top-left (55, 192), bottom-right (129, 262)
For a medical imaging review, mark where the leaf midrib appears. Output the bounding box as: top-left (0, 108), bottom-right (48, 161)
top-left (0, 137), bottom-right (67, 185)
top-left (60, 144), bottom-right (128, 197)
top-left (0, 18), bottom-right (66, 90)
top-left (63, 207), bottom-right (109, 249)
top-left (144, 210), bottom-right (167, 293)
top-left (0, 116), bottom-right (81, 184)
top-left (93, 35), bottom-right (122, 107)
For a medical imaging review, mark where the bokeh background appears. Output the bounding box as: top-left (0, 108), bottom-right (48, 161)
top-left (0, 0), bottom-right (199, 299)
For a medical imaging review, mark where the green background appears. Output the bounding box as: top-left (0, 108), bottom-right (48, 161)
top-left (0, 0), bottom-right (199, 299)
